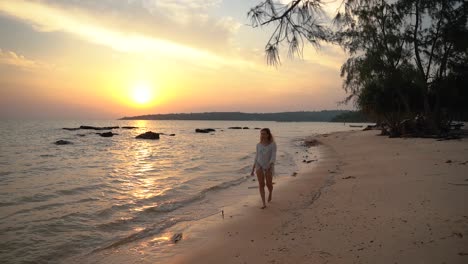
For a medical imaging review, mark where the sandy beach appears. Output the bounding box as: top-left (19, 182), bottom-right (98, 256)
top-left (172, 130), bottom-right (468, 264)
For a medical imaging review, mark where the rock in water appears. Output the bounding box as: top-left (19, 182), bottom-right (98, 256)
top-left (195, 128), bottom-right (215, 133)
top-left (55, 140), bottom-right (72, 145)
top-left (136, 131), bottom-right (160, 140)
top-left (172, 233), bottom-right (183, 243)
top-left (97, 132), bottom-right (117, 137)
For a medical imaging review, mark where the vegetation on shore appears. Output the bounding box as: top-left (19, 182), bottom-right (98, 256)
top-left (249, 0), bottom-right (468, 137)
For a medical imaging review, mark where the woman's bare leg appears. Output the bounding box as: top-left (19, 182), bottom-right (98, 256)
top-left (256, 168), bottom-right (267, 209)
top-left (265, 169), bottom-right (273, 202)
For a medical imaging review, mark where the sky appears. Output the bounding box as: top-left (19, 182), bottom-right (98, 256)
top-left (0, 0), bottom-right (351, 119)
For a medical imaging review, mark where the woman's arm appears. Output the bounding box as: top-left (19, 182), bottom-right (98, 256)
top-left (251, 144), bottom-right (258, 176)
top-left (268, 142), bottom-right (277, 168)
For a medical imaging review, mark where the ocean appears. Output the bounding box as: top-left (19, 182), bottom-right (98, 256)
top-left (0, 120), bottom-right (362, 263)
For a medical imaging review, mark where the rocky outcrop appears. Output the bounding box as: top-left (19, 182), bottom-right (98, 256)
top-left (97, 132), bottom-right (117, 137)
top-left (195, 128), bottom-right (215, 133)
top-left (80, 125), bottom-right (119, 130)
top-left (55, 140), bottom-right (72, 145)
top-left (136, 131), bottom-right (160, 140)
top-left (63, 125), bottom-right (119, 131)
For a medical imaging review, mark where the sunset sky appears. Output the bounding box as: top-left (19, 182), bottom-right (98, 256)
top-left (0, 0), bottom-right (351, 119)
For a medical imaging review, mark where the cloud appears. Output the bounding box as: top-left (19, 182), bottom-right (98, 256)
top-left (0, 0), bottom-right (240, 53)
top-left (0, 48), bottom-right (52, 70)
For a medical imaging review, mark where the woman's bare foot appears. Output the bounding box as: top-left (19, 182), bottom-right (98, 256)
top-left (261, 205), bottom-right (267, 209)
top-left (268, 193), bottom-right (272, 202)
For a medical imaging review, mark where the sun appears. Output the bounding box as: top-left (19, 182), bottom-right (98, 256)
top-left (132, 82), bottom-right (152, 104)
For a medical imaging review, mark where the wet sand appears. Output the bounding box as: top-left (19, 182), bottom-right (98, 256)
top-left (171, 130), bottom-right (468, 264)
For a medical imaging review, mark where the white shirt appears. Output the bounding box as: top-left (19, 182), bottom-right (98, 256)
top-left (254, 142), bottom-right (277, 170)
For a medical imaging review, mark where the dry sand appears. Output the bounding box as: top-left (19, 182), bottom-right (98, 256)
top-left (171, 130), bottom-right (468, 264)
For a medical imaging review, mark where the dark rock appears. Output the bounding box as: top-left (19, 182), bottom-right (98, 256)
top-left (63, 126), bottom-right (120, 131)
top-left (228, 127), bottom-right (242, 129)
top-left (254, 128), bottom-right (261, 130)
top-left (121, 126), bottom-right (138, 129)
top-left (195, 128), bottom-right (215, 133)
top-left (55, 140), bottom-right (72, 145)
top-left (97, 132), bottom-right (117, 137)
top-left (136, 131), bottom-right (160, 140)
top-left (172, 233), bottom-right (183, 243)
top-left (242, 127), bottom-right (249, 129)
top-left (80, 125), bottom-right (119, 130)
top-left (446, 160), bottom-right (452, 163)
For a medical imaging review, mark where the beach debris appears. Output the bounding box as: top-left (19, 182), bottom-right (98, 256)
top-left (302, 159), bottom-right (316, 163)
top-left (136, 131), bottom-right (160, 140)
top-left (243, 127), bottom-right (249, 129)
top-left (342, 176), bottom-right (356, 180)
top-left (446, 159), bottom-right (452, 163)
top-left (54, 140), bottom-right (72, 145)
top-left (195, 128), bottom-right (215, 133)
top-left (172, 233), bottom-right (183, 243)
top-left (96, 132), bottom-right (117, 137)
top-left (303, 138), bottom-right (320, 147)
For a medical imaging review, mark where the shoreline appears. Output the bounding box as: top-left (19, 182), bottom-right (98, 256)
top-left (170, 130), bottom-right (468, 264)
top-left (71, 130), bottom-right (327, 264)
top-left (74, 129), bottom-right (468, 263)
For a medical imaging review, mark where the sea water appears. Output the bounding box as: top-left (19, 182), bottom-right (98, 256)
top-left (0, 120), bottom-right (362, 263)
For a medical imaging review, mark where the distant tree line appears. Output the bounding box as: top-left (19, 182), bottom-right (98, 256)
top-left (249, 0), bottom-right (468, 137)
top-left (120, 110), bottom-right (351, 122)
top-left (330, 111), bottom-right (372, 123)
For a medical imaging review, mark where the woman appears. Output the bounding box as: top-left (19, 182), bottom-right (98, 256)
top-left (251, 128), bottom-right (277, 209)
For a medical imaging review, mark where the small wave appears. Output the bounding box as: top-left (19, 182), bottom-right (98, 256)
top-left (1, 197), bottom-right (99, 221)
top-left (0, 171), bottom-right (12, 176)
top-left (55, 183), bottom-right (107, 196)
top-left (239, 153), bottom-right (254, 161)
top-left (96, 176), bottom-right (247, 233)
top-left (18, 193), bottom-right (57, 203)
top-left (93, 216), bottom-right (191, 253)
top-left (0, 201), bottom-right (15, 207)
top-left (183, 165), bottom-right (204, 172)
top-left (94, 203), bottom-right (133, 218)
